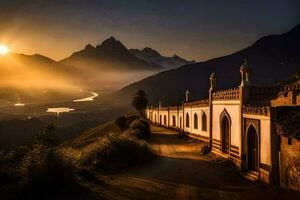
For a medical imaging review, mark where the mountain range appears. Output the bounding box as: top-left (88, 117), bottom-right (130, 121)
top-left (0, 37), bottom-right (192, 104)
top-left (129, 47), bottom-right (194, 69)
top-left (118, 24), bottom-right (300, 106)
top-left (61, 37), bottom-right (162, 72)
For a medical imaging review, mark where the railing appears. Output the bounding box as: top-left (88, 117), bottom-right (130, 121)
top-left (212, 88), bottom-right (240, 100)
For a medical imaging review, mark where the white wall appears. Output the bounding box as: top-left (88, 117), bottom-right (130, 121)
top-left (260, 118), bottom-right (271, 165)
top-left (159, 110), bottom-right (169, 126)
top-left (184, 107), bottom-right (209, 138)
top-left (212, 101), bottom-right (241, 150)
top-left (169, 110), bottom-right (178, 127)
top-left (243, 114), bottom-right (271, 166)
top-left (152, 110), bottom-right (159, 124)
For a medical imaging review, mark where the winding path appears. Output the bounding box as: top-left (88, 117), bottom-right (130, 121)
top-left (92, 126), bottom-right (299, 200)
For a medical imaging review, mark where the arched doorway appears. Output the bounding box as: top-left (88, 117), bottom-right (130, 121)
top-left (172, 115), bottom-right (176, 126)
top-left (194, 113), bottom-right (198, 129)
top-left (221, 115), bottom-right (230, 154)
top-left (202, 112), bottom-right (207, 131)
top-left (186, 113), bottom-right (190, 127)
top-left (247, 125), bottom-right (259, 172)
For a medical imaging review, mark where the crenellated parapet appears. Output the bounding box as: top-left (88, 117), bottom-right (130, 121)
top-left (212, 88), bottom-right (240, 101)
top-left (243, 105), bottom-right (270, 116)
top-left (280, 82), bottom-right (300, 92)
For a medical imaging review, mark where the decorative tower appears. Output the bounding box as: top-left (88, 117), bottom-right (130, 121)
top-left (240, 59), bottom-right (251, 86)
top-left (208, 72), bottom-right (216, 150)
top-left (239, 60), bottom-right (251, 169)
top-left (210, 72), bottom-right (217, 90)
top-left (185, 90), bottom-right (191, 102)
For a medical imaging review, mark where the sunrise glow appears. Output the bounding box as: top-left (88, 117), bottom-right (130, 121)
top-left (0, 44), bottom-right (9, 55)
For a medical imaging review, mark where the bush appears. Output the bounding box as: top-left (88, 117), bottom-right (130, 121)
top-left (128, 119), bottom-right (151, 140)
top-left (0, 151), bottom-right (21, 184)
top-left (115, 116), bottom-right (129, 132)
top-left (0, 147), bottom-right (29, 184)
top-left (20, 145), bottom-right (79, 199)
top-left (125, 114), bottom-right (139, 123)
top-left (34, 124), bottom-right (57, 147)
top-left (81, 135), bottom-right (154, 168)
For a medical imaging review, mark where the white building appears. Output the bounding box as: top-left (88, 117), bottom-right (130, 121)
top-left (146, 61), bottom-right (300, 186)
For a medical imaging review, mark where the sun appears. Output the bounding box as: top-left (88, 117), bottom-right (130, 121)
top-left (0, 44), bottom-right (10, 55)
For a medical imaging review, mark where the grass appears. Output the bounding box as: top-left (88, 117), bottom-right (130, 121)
top-left (127, 118), bottom-right (151, 140)
top-left (0, 114), bottom-right (154, 199)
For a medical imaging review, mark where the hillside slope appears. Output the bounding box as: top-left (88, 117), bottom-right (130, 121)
top-left (118, 24), bottom-right (300, 105)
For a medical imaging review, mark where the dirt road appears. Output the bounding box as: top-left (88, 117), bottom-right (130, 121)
top-left (91, 126), bottom-right (299, 200)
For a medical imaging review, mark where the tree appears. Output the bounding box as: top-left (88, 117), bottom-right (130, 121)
top-left (34, 124), bottom-right (57, 147)
top-left (131, 90), bottom-right (148, 117)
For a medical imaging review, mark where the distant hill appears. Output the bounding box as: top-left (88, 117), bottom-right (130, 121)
top-left (0, 53), bottom-right (83, 105)
top-left (130, 47), bottom-right (194, 69)
top-left (60, 37), bottom-right (162, 72)
top-left (0, 118), bottom-right (44, 150)
top-left (118, 24), bottom-right (300, 106)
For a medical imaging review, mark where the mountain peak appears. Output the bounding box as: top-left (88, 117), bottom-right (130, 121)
top-left (106, 36), bottom-right (117, 43)
top-left (173, 54), bottom-right (180, 59)
top-left (97, 36), bottom-right (128, 52)
top-left (142, 47), bottom-right (161, 57)
top-left (84, 44), bottom-right (94, 50)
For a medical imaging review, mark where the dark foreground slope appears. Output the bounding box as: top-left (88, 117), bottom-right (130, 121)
top-left (118, 24), bottom-right (300, 105)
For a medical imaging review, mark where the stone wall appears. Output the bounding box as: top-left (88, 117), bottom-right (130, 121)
top-left (280, 137), bottom-right (300, 191)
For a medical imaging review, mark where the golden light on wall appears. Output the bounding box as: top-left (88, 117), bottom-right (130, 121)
top-left (0, 44), bottom-right (10, 55)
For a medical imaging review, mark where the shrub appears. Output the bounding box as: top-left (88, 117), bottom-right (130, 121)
top-left (115, 116), bottom-right (129, 132)
top-left (34, 124), bottom-right (57, 147)
top-left (128, 119), bottom-right (151, 140)
top-left (20, 145), bottom-right (79, 199)
top-left (0, 151), bottom-right (20, 184)
top-left (126, 114), bottom-right (139, 124)
top-left (81, 135), bottom-right (154, 168)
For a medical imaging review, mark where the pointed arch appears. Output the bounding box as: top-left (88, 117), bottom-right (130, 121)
top-left (220, 109), bottom-right (231, 154)
top-left (194, 113), bottom-right (198, 129)
top-left (186, 113), bottom-right (190, 128)
top-left (172, 115), bottom-right (176, 126)
top-left (202, 112), bottom-right (207, 131)
top-left (246, 124), bottom-right (260, 172)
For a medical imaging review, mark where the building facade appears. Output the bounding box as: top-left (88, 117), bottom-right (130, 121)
top-left (146, 61), bottom-right (300, 186)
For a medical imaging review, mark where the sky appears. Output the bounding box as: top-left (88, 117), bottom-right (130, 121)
top-left (0, 0), bottom-right (299, 61)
